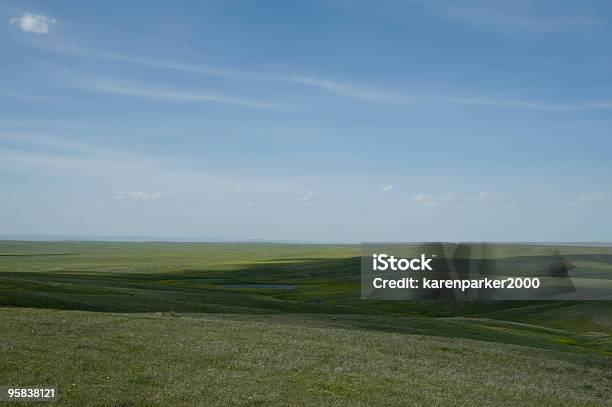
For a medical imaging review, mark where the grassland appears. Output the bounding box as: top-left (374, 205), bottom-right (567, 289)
top-left (0, 241), bottom-right (611, 406)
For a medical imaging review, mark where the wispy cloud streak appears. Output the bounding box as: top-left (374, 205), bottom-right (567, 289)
top-left (28, 40), bottom-right (612, 111)
top-left (76, 80), bottom-right (281, 109)
top-left (0, 131), bottom-right (111, 155)
top-left (291, 77), bottom-right (612, 111)
top-left (432, 2), bottom-right (604, 33)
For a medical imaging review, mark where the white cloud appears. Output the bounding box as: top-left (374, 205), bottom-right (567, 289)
top-left (9, 13), bottom-right (56, 34)
top-left (299, 191), bottom-right (318, 208)
top-left (413, 193), bottom-right (438, 208)
top-left (115, 191), bottom-right (163, 201)
top-left (558, 192), bottom-right (611, 207)
top-left (412, 192), bottom-right (508, 208)
top-left (578, 192), bottom-right (610, 202)
top-left (382, 185), bottom-right (394, 193)
top-left (298, 190), bottom-right (341, 210)
top-left (464, 191), bottom-right (508, 202)
top-left (414, 193), bottom-right (435, 202)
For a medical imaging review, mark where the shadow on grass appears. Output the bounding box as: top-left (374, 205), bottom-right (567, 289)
top-left (2, 255), bottom-right (611, 355)
top-left (0, 255), bottom-right (581, 317)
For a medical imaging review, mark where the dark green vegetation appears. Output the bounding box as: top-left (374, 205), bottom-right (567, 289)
top-left (1, 241), bottom-right (611, 406)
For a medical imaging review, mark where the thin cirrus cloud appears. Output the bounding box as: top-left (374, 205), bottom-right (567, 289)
top-left (0, 131), bottom-right (112, 155)
top-left (0, 130), bottom-right (135, 176)
top-left (451, 96), bottom-right (612, 111)
top-left (294, 77), bottom-right (612, 111)
top-left (0, 131), bottom-right (295, 198)
top-left (0, 131), bottom-right (164, 179)
top-left (422, 1), bottom-right (604, 33)
top-left (27, 40), bottom-right (612, 112)
top-left (290, 77), bottom-right (405, 102)
top-left (0, 91), bottom-right (56, 103)
top-left (29, 41), bottom-right (277, 82)
top-left (9, 13), bottom-right (56, 34)
top-left (76, 80), bottom-right (282, 110)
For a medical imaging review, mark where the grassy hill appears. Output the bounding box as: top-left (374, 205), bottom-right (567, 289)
top-left (1, 241), bottom-right (611, 405)
top-left (1, 308), bottom-right (611, 407)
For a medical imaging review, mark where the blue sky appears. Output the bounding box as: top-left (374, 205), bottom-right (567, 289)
top-left (1, 0), bottom-right (612, 242)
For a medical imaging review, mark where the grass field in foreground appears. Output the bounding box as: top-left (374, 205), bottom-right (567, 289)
top-left (0, 241), bottom-right (611, 405)
top-left (1, 308), bottom-right (611, 407)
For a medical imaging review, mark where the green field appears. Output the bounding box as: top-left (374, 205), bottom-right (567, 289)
top-left (1, 241), bottom-right (611, 406)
